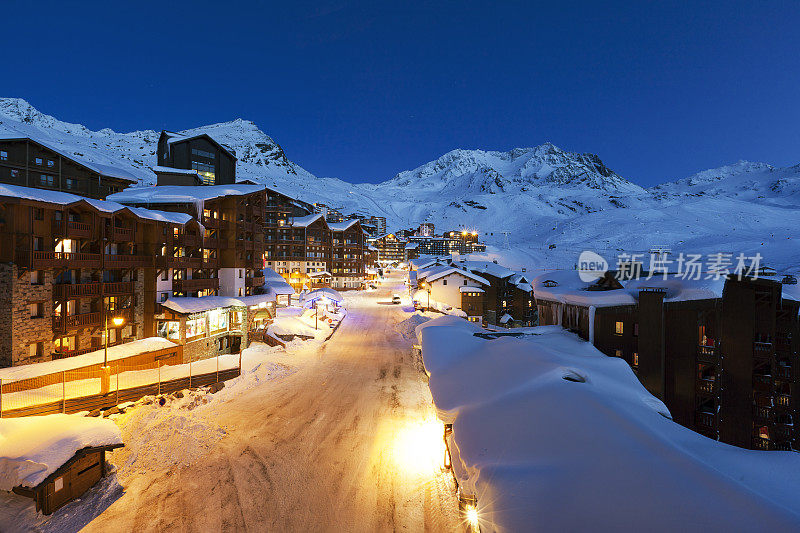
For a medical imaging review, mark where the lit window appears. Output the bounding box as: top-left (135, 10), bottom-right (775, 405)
top-left (633, 352), bottom-right (639, 366)
top-left (35, 157), bottom-right (43, 165)
top-left (0, 150), bottom-right (7, 160)
top-left (29, 341), bottom-right (44, 358)
top-left (615, 349), bottom-right (623, 358)
top-left (29, 302), bottom-right (43, 318)
top-left (615, 321), bottom-right (624, 335)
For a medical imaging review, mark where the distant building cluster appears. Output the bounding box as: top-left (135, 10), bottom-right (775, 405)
top-left (0, 131), bottom-right (380, 368)
top-left (367, 222), bottom-right (487, 265)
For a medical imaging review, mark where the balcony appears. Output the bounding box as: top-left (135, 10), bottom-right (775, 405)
top-left (53, 282), bottom-right (102, 298)
top-left (695, 411), bottom-right (716, 429)
top-left (156, 256), bottom-right (203, 269)
top-left (182, 233), bottom-right (202, 248)
top-left (246, 274), bottom-right (265, 287)
top-left (173, 277), bottom-right (219, 292)
top-left (202, 256), bottom-right (219, 268)
top-left (104, 254), bottom-right (151, 268)
top-left (203, 236), bottom-right (219, 249)
top-left (753, 374), bottom-right (774, 394)
top-left (110, 226), bottom-right (135, 242)
top-left (22, 251), bottom-right (102, 269)
top-left (52, 220), bottom-right (92, 239)
top-left (697, 344), bottom-right (717, 363)
top-left (777, 365), bottom-right (792, 380)
top-left (52, 311), bottom-right (102, 330)
top-left (697, 378), bottom-right (716, 395)
top-left (776, 394), bottom-right (792, 408)
top-left (754, 341), bottom-right (774, 354)
top-left (753, 405), bottom-right (773, 422)
top-left (202, 216), bottom-right (220, 229)
top-left (103, 281), bottom-right (135, 295)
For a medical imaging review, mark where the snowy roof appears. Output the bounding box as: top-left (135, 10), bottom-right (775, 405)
top-left (0, 183), bottom-right (194, 225)
top-left (0, 121), bottom-right (138, 182)
top-left (108, 184), bottom-right (264, 204)
top-left (0, 414), bottom-right (123, 489)
top-left (328, 219), bottom-right (360, 231)
top-left (459, 286), bottom-right (485, 293)
top-left (300, 287), bottom-right (344, 304)
top-left (0, 337), bottom-right (177, 382)
top-left (405, 242), bottom-right (419, 249)
top-left (308, 270), bottom-right (332, 278)
top-left (422, 266), bottom-right (490, 286)
top-left (152, 165), bottom-right (201, 176)
top-left (531, 270), bottom-right (726, 308)
top-left (263, 268), bottom-right (295, 295)
top-left (290, 213), bottom-right (325, 228)
top-left (161, 293), bottom-right (275, 315)
top-left (162, 131), bottom-right (236, 159)
top-left (416, 316), bottom-right (800, 531)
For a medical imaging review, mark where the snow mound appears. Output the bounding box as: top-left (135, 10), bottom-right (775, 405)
top-left (395, 314), bottom-right (431, 340)
top-left (0, 415), bottom-right (122, 489)
top-left (418, 316), bottom-right (800, 532)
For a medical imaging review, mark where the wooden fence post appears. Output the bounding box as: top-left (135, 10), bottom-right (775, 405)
top-left (239, 351), bottom-right (242, 375)
top-left (61, 371), bottom-right (66, 413)
top-left (189, 359), bottom-right (192, 388)
top-left (115, 364), bottom-right (120, 405)
top-left (216, 354), bottom-right (219, 383)
top-left (158, 363), bottom-right (161, 396)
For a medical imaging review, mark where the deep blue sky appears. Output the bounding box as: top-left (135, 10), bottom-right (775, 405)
top-left (3, 1), bottom-right (799, 185)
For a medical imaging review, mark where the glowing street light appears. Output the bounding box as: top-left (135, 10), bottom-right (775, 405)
top-left (101, 313), bottom-right (125, 395)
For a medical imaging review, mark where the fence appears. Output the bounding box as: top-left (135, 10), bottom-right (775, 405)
top-left (0, 351), bottom-right (241, 418)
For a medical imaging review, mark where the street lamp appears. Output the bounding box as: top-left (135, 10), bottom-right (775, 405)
top-left (101, 313), bottom-right (124, 395)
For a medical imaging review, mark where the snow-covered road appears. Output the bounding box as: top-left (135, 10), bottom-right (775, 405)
top-left (82, 273), bottom-right (460, 532)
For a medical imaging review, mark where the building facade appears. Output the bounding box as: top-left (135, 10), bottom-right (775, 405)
top-left (157, 131), bottom-right (237, 185)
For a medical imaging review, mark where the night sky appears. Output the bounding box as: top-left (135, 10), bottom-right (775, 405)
top-left (3, 0), bottom-right (798, 184)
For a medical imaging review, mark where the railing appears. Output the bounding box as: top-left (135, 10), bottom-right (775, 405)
top-left (753, 374), bottom-right (774, 393)
top-left (202, 216), bottom-right (220, 228)
top-left (104, 254), bottom-right (151, 268)
top-left (754, 341), bottom-right (774, 353)
top-left (173, 278), bottom-right (219, 292)
top-left (51, 346), bottom-right (97, 360)
top-left (695, 411), bottom-right (715, 428)
top-left (52, 220), bottom-right (92, 238)
top-left (202, 256), bottom-right (219, 268)
top-left (697, 379), bottom-right (716, 394)
top-left (203, 236), bottom-right (219, 249)
top-left (0, 346), bottom-right (241, 418)
top-left (26, 251), bottom-right (102, 268)
top-left (246, 275), bottom-right (265, 287)
top-left (157, 256), bottom-right (203, 269)
top-left (111, 227), bottom-right (134, 241)
top-left (52, 312), bottom-right (102, 330)
top-left (697, 344), bottom-right (717, 362)
top-left (103, 281), bottom-right (135, 294)
top-left (776, 394), bottom-right (792, 408)
top-left (182, 233), bottom-right (202, 247)
top-left (53, 282), bottom-right (101, 298)
top-left (753, 405), bottom-right (773, 421)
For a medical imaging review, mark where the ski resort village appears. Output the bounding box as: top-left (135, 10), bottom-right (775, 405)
top-left (2, 4), bottom-right (800, 530)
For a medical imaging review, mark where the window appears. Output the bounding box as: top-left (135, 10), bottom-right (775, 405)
top-left (463, 279), bottom-right (468, 285)
top-left (633, 323), bottom-right (639, 337)
top-left (35, 157), bottom-right (43, 165)
top-left (39, 174), bottom-right (54, 186)
top-left (186, 317), bottom-right (206, 339)
top-left (33, 236), bottom-right (44, 251)
top-left (442, 279), bottom-right (447, 286)
top-left (54, 336), bottom-right (75, 353)
top-left (29, 302), bottom-right (43, 318)
top-left (157, 320), bottom-right (180, 340)
top-left (633, 352), bottom-right (639, 366)
top-left (615, 321), bottom-right (624, 335)
top-left (10, 169), bottom-right (18, 179)
top-left (30, 270), bottom-right (43, 285)
top-left (161, 270), bottom-right (168, 281)
top-left (160, 292), bottom-right (168, 302)
top-left (33, 208), bottom-right (44, 221)
top-left (29, 342), bottom-right (44, 358)
top-left (0, 150), bottom-right (7, 160)
top-left (239, 269), bottom-right (243, 278)
top-left (614, 349), bottom-right (623, 358)
top-left (65, 178), bottom-right (76, 189)
top-left (46, 159), bottom-right (55, 167)
top-left (191, 148), bottom-right (216, 159)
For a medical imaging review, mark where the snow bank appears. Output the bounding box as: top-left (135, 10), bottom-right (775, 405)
top-left (0, 415), bottom-right (122, 489)
top-left (418, 316), bottom-right (800, 532)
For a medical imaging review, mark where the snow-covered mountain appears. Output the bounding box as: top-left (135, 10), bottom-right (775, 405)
top-left (1, 97), bottom-right (798, 271)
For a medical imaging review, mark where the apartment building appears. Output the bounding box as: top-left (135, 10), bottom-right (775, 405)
top-left (0, 184), bottom-right (193, 366)
top-left (157, 131), bottom-right (237, 186)
top-left (532, 270), bottom-right (800, 451)
top-left (369, 233), bottom-right (407, 264)
top-left (0, 135), bottom-right (137, 199)
top-left (330, 219), bottom-right (366, 290)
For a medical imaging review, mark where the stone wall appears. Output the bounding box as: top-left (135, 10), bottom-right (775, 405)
top-left (1, 265), bottom-right (56, 366)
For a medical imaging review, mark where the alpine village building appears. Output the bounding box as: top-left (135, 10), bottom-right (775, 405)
top-left (0, 128), bottom-right (369, 368)
top-left (532, 269), bottom-right (800, 452)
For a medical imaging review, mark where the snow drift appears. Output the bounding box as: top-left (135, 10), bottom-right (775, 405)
top-left (416, 316), bottom-right (800, 532)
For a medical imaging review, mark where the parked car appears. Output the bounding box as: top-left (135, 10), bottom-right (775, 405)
top-left (392, 295), bottom-right (402, 304)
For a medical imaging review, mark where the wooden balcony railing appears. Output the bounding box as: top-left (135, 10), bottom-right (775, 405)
top-left (52, 220), bottom-right (92, 239)
top-left (53, 281), bottom-right (135, 298)
top-left (52, 311), bottom-right (102, 330)
top-left (111, 226), bottom-right (135, 242)
top-left (173, 278), bottom-right (219, 292)
top-left (104, 254), bottom-right (151, 268)
top-left (695, 411), bottom-right (715, 428)
top-left (103, 281), bottom-right (135, 295)
top-left (245, 274), bottom-right (265, 287)
top-left (202, 216), bottom-right (220, 228)
top-left (697, 378), bottom-right (716, 395)
top-left (22, 251), bottom-right (102, 269)
top-left (183, 234), bottom-right (202, 247)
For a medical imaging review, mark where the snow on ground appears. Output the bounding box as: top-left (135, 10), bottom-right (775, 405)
top-left (416, 316), bottom-right (800, 532)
